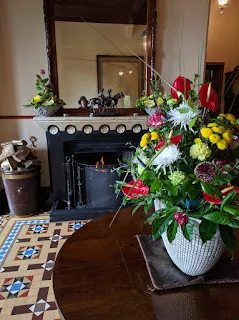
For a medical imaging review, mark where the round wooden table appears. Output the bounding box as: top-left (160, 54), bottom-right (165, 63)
top-left (53, 207), bottom-right (239, 320)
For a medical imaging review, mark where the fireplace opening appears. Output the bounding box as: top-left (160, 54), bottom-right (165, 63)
top-left (64, 150), bottom-right (132, 211)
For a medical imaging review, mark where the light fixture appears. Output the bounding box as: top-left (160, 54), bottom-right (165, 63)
top-left (129, 70), bottom-right (133, 75)
top-left (119, 71), bottom-right (124, 76)
top-left (218, 0), bottom-right (229, 14)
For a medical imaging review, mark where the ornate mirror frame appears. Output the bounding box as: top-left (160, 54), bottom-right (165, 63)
top-left (43, 0), bottom-right (156, 112)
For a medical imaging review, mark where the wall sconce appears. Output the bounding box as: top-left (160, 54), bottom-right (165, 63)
top-left (119, 71), bottom-right (124, 76)
top-left (218, 0), bottom-right (230, 14)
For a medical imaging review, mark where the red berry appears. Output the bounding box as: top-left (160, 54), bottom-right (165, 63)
top-left (174, 211), bottom-right (189, 225)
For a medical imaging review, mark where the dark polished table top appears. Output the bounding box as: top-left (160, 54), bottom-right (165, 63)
top-left (53, 207), bottom-right (239, 320)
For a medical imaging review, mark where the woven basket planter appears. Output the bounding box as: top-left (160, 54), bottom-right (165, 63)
top-left (33, 105), bottom-right (62, 117)
top-left (154, 200), bottom-right (225, 276)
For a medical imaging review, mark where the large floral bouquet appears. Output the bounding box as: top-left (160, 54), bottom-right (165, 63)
top-left (24, 70), bottom-right (65, 110)
top-left (115, 75), bottom-right (239, 257)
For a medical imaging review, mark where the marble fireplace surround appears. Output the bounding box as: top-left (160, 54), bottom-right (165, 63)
top-left (34, 115), bottom-right (148, 221)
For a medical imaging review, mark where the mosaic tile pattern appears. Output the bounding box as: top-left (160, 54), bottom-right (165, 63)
top-left (0, 215), bottom-right (89, 319)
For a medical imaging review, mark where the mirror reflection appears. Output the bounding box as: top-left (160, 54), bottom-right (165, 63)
top-left (206, 0), bottom-right (239, 115)
top-left (54, 0), bottom-right (147, 109)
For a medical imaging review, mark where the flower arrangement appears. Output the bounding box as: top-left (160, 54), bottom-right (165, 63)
top-left (114, 75), bottom-right (239, 257)
top-left (24, 70), bottom-right (65, 115)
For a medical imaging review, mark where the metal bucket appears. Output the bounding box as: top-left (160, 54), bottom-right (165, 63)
top-left (1, 166), bottom-right (40, 217)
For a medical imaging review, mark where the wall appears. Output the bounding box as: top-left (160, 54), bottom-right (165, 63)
top-left (0, 0), bottom-right (50, 186)
top-left (0, 0), bottom-right (210, 187)
top-left (156, 0), bottom-right (210, 89)
top-left (206, 0), bottom-right (239, 73)
top-left (55, 22), bottom-right (146, 108)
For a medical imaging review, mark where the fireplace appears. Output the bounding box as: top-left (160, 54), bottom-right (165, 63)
top-left (34, 116), bottom-right (147, 221)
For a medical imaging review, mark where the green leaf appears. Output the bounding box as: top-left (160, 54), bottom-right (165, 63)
top-left (220, 191), bottom-right (238, 211)
top-left (132, 203), bottom-right (143, 215)
top-left (189, 211), bottom-right (205, 219)
top-left (144, 202), bottom-right (153, 213)
top-left (188, 187), bottom-right (200, 200)
top-left (200, 182), bottom-right (221, 198)
top-left (178, 108), bottom-right (189, 114)
top-left (141, 170), bottom-right (155, 180)
top-left (219, 225), bottom-right (236, 258)
top-left (150, 180), bottom-right (161, 193)
top-left (167, 220), bottom-right (178, 243)
top-left (163, 180), bottom-right (178, 196)
top-left (223, 205), bottom-right (239, 217)
top-left (181, 220), bottom-right (194, 241)
top-left (152, 213), bottom-right (174, 240)
top-left (204, 211), bottom-right (239, 228)
top-left (145, 211), bottom-right (160, 225)
top-left (199, 220), bottom-right (217, 244)
top-left (203, 211), bottom-right (231, 225)
top-left (213, 174), bottom-right (233, 186)
top-left (189, 116), bottom-right (198, 128)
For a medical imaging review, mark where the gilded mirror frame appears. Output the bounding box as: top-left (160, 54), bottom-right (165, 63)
top-left (43, 0), bottom-right (157, 111)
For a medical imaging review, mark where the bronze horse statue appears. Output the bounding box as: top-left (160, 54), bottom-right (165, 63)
top-left (88, 90), bottom-right (125, 114)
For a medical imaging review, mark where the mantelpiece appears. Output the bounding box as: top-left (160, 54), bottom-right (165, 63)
top-left (34, 115), bottom-right (148, 134)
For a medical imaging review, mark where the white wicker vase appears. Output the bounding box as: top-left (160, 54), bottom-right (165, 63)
top-left (154, 200), bottom-right (225, 276)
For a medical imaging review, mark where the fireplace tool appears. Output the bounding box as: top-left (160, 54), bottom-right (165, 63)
top-left (77, 163), bottom-right (84, 207)
top-left (65, 156), bottom-right (73, 210)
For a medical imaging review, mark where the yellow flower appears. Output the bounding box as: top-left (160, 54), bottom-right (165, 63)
top-left (225, 114), bottom-right (236, 123)
top-left (222, 130), bottom-right (233, 143)
top-left (212, 126), bottom-right (225, 134)
top-left (207, 123), bottom-right (218, 128)
top-left (151, 132), bottom-right (159, 141)
top-left (140, 139), bottom-right (148, 148)
top-left (201, 127), bottom-right (213, 139)
top-left (219, 113), bottom-right (226, 118)
top-left (142, 133), bottom-right (151, 140)
top-left (217, 139), bottom-right (228, 150)
top-left (157, 97), bottom-right (164, 106)
top-left (145, 99), bottom-right (155, 108)
top-left (33, 95), bottom-right (41, 103)
top-left (209, 134), bottom-right (221, 144)
top-left (194, 138), bottom-right (202, 144)
top-left (190, 143), bottom-right (212, 161)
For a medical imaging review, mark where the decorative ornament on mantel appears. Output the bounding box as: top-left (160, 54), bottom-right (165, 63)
top-left (218, 0), bottom-right (230, 14)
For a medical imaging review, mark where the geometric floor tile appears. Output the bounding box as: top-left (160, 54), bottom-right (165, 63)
top-left (15, 245), bottom-right (43, 260)
top-left (41, 260), bottom-right (54, 271)
top-left (0, 217), bottom-right (90, 319)
top-left (68, 221), bottom-right (83, 232)
top-left (0, 276), bottom-right (33, 299)
top-left (29, 299), bottom-right (50, 316)
top-left (49, 234), bottom-right (63, 242)
top-left (27, 223), bottom-right (49, 235)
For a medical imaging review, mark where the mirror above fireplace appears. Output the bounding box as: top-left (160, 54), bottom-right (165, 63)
top-left (43, 0), bottom-right (157, 112)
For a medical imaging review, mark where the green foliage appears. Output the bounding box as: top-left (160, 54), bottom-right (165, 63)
top-left (167, 220), bottom-right (178, 243)
top-left (199, 220), bottom-right (217, 244)
top-left (181, 220), bottom-right (194, 241)
top-left (219, 225), bottom-right (236, 258)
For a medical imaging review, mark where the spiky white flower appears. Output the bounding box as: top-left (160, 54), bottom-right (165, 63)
top-left (152, 145), bottom-right (181, 174)
top-left (168, 102), bottom-right (199, 131)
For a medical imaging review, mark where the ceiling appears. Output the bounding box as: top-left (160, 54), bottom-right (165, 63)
top-left (54, 0), bottom-right (147, 25)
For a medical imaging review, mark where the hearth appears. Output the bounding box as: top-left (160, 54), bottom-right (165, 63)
top-left (34, 116), bottom-right (147, 221)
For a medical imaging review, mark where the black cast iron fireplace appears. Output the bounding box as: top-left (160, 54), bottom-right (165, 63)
top-left (47, 130), bottom-right (144, 221)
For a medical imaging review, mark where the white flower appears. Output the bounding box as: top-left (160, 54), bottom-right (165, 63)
top-left (168, 101), bottom-right (199, 130)
top-left (145, 99), bottom-right (155, 108)
top-left (152, 145), bottom-right (181, 174)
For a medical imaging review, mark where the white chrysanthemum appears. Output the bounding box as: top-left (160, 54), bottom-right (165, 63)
top-left (168, 102), bottom-right (199, 130)
top-left (152, 145), bottom-right (181, 174)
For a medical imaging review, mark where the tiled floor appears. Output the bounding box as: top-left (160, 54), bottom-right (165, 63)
top-left (0, 214), bottom-right (90, 319)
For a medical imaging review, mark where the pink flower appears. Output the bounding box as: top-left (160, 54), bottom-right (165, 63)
top-left (147, 112), bottom-right (166, 128)
top-left (122, 180), bottom-right (149, 199)
top-left (174, 212), bottom-right (189, 225)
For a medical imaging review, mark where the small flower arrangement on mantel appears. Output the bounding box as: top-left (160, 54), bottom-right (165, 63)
top-left (24, 70), bottom-right (66, 117)
top-left (114, 74), bottom-right (239, 276)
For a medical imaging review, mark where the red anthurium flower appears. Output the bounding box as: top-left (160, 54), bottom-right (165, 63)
top-left (203, 192), bottom-right (222, 204)
top-left (122, 180), bottom-right (149, 199)
top-left (170, 134), bottom-right (182, 145)
top-left (154, 139), bottom-right (166, 150)
top-left (221, 186), bottom-right (239, 197)
top-left (199, 83), bottom-right (218, 112)
top-left (171, 76), bottom-right (191, 100)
